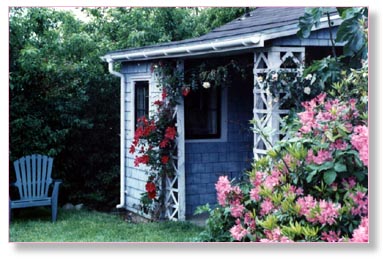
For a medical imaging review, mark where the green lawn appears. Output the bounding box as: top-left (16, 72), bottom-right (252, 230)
top-left (9, 208), bottom-right (204, 242)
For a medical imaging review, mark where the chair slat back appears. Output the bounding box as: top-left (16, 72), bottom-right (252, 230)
top-left (13, 154), bottom-right (53, 199)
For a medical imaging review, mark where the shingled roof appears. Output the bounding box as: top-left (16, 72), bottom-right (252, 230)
top-left (102, 7), bottom-right (340, 62)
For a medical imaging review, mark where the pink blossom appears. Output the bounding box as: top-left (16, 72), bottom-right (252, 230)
top-left (307, 149), bottom-right (332, 165)
top-left (295, 186), bottom-right (304, 196)
top-left (231, 186), bottom-right (243, 200)
top-left (330, 139), bottom-right (348, 150)
top-left (297, 196), bottom-right (339, 225)
top-left (297, 196), bottom-right (341, 225)
top-left (262, 228), bottom-right (294, 242)
top-left (312, 149), bottom-right (332, 165)
top-left (317, 200), bottom-right (340, 225)
top-left (285, 185), bottom-right (304, 197)
top-left (230, 199), bottom-right (245, 218)
top-left (215, 176), bottom-right (232, 206)
top-left (260, 198), bottom-right (274, 216)
top-left (306, 149), bottom-right (315, 164)
top-left (316, 111), bottom-right (333, 122)
top-left (264, 169), bottom-right (281, 190)
top-left (230, 219), bottom-right (248, 241)
top-left (321, 231), bottom-right (341, 242)
top-left (350, 191), bottom-right (368, 216)
top-left (351, 125), bottom-right (369, 167)
top-left (296, 195), bottom-right (316, 216)
top-left (341, 177), bottom-right (356, 190)
top-left (244, 212), bottom-right (256, 230)
top-left (298, 110), bottom-right (316, 134)
top-left (252, 171), bottom-right (264, 187)
top-left (315, 93), bottom-right (327, 104)
top-left (250, 187), bottom-right (260, 201)
top-left (351, 217), bottom-right (369, 242)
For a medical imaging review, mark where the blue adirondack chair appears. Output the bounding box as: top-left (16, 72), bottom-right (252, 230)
top-left (9, 154), bottom-right (62, 222)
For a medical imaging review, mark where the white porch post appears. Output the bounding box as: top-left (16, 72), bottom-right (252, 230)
top-left (176, 60), bottom-right (186, 220)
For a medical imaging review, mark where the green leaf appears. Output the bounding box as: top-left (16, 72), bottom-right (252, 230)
top-left (318, 161), bottom-right (334, 172)
top-left (335, 8), bottom-right (367, 60)
top-left (297, 8), bottom-right (324, 38)
top-left (354, 170), bottom-right (367, 181)
top-left (334, 162), bottom-right (347, 172)
top-left (324, 170), bottom-right (337, 185)
top-left (306, 170), bottom-right (317, 183)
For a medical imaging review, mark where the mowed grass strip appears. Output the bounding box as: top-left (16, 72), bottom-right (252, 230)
top-left (9, 208), bottom-right (204, 242)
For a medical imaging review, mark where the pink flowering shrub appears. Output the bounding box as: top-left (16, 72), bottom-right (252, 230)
top-left (196, 92), bottom-right (368, 242)
top-left (351, 125), bottom-right (369, 167)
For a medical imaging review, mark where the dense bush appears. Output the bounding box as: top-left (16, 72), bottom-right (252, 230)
top-left (9, 7), bottom-right (249, 211)
top-left (194, 7), bottom-right (368, 242)
top-left (195, 64), bottom-right (368, 242)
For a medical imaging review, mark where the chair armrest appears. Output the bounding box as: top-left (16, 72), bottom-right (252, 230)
top-left (52, 179), bottom-right (62, 199)
top-left (53, 179), bottom-right (63, 184)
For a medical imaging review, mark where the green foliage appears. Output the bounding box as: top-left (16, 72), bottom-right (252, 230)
top-left (193, 7), bottom-right (252, 36)
top-left (9, 7), bottom-right (246, 210)
top-left (9, 7), bottom-right (120, 210)
top-left (195, 82), bottom-right (368, 242)
top-left (297, 8), bottom-right (328, 38)
top-left (336, 8), bottom-right (368, 63)
top-left (193, 204), bottom-right (235, 242)
top-left (194, 6), bottom-right (369, 241)
top-left (298, 7), bottom-right (368, 67)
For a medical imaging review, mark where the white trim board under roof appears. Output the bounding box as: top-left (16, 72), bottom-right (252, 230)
top-left (101, 7), bottom-right (341, 62)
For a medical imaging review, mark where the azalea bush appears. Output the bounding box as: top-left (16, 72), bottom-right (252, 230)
top-left (195, 85), bottom-right (368, 241)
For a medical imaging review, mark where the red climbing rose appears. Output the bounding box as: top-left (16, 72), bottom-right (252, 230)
top-left (145, 182), bottom-right (156, 199)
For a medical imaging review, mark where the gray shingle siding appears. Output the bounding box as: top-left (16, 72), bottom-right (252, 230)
top-left (185, 79), bottom-right (253, 216)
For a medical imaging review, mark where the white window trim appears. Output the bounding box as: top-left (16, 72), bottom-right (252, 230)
top-left (185, 86), bottom-right (228, 143)
top-left (128, 75), bottom-right (153, 140)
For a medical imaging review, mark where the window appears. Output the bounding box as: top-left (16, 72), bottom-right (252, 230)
top-left (185, 85), bottom-right (221, 139)
top-left (134, 81), bottom-right (149, 129)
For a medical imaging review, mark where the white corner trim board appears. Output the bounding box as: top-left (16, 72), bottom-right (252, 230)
top-left (107, 61), bottom-right (126, 209)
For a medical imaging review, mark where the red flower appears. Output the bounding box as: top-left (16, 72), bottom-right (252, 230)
top-left (182, 86), bottom-right (191, 97)
top-left (159, 139), bottom-right (169, 148)
top-left (154, 100), bottom-right (163, 106)
top-left (162, 89), bottom-right (167, 100)
top-left (165, 126), bottom-right (177, 140)
top-left (134, 155), bottom-right (150, 167)
top-left (145, 182), bottom-right (156, 199)
top-left (129, 145), bottom-right (135, 154)
top-left (161, 155), bottom-right (169, 164)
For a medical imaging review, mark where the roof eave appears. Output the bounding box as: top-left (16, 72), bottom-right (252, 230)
top-left (101, 14), bottom-right (342, 63)
top-left (101, 34), bottom-right (264, 62)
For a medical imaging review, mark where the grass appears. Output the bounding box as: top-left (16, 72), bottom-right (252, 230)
top-left (9, 207), bottom-right (205, 242)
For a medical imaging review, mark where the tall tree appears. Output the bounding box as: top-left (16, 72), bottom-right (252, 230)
top-left (9, 6), bottom-right (248, 210)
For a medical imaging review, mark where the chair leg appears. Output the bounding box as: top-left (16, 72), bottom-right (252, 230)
top-left (9, 200), bottom-right (11, 223)
top-left (52, 200), bottom-right (58, 222)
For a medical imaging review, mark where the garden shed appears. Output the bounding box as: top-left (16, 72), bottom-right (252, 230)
top-left (101, 7), bottom-right (344, 221)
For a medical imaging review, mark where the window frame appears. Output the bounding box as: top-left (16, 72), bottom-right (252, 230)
top-left (133, 80), bottom-right (150, 130)
top-left (185, 86), bottom-right (228, 143)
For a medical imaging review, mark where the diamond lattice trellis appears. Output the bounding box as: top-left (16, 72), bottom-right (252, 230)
top-left (162, 61), bottom-right (186, 221)
top-left (253, 47), bottom-right (305, 160)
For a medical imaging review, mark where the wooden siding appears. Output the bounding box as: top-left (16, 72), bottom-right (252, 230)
top-left (121, 61), bottom-right (160, 214)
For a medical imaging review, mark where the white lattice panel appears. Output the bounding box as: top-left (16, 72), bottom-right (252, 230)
top-left (253, 47), bottom-right (305, 160)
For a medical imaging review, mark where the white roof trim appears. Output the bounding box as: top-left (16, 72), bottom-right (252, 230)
top-left (102, 34), bottom-right (263, 62)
